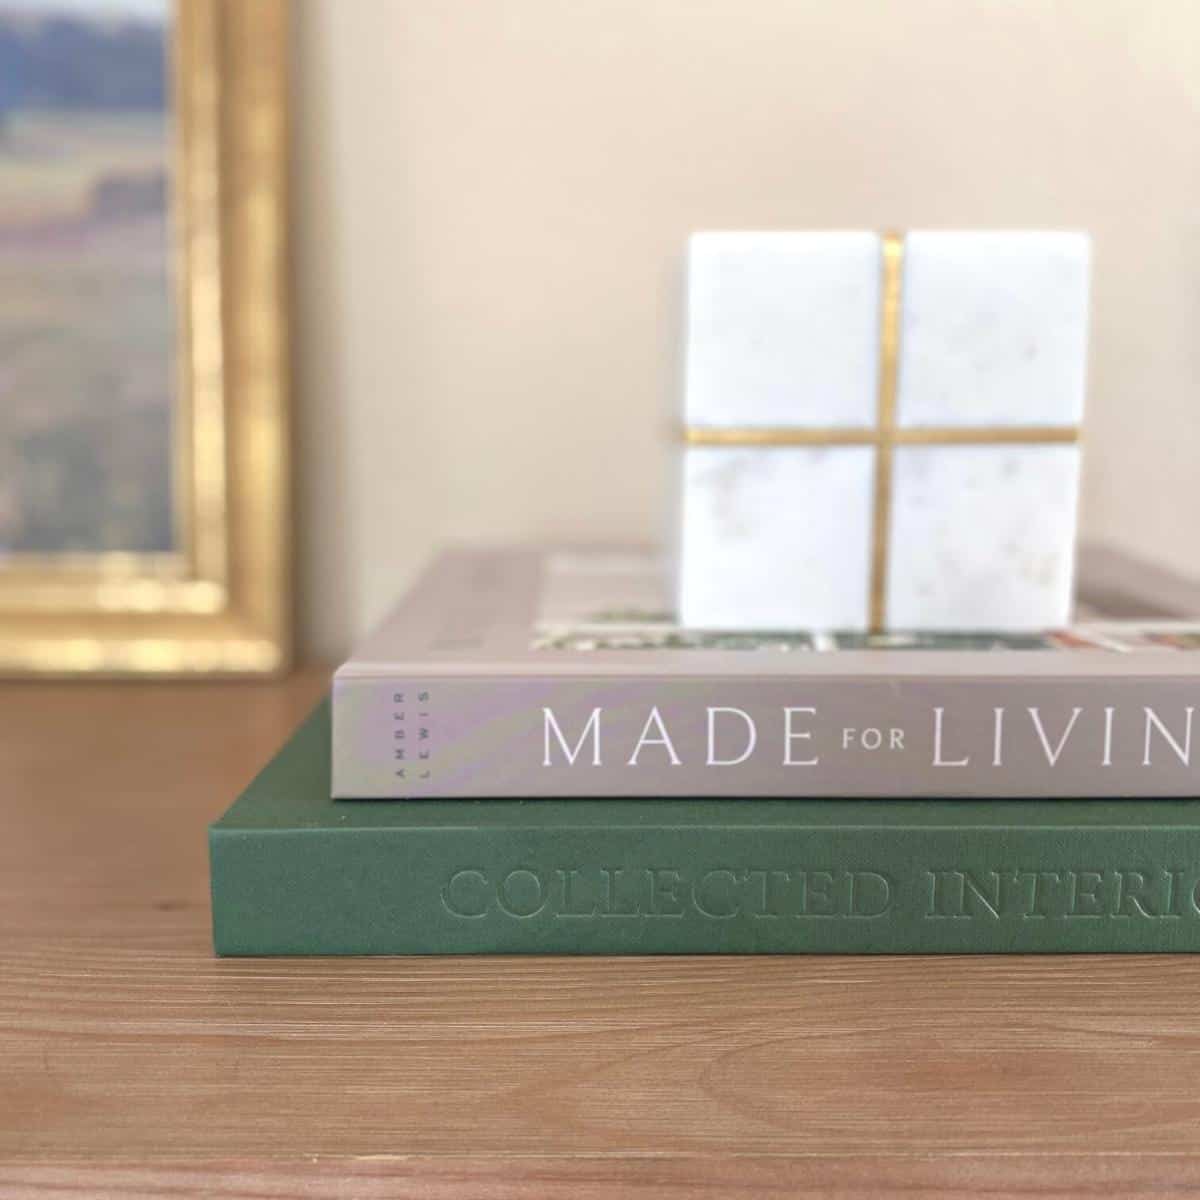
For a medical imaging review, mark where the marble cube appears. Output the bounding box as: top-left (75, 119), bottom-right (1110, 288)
top-left (677, 230), bottom-right (1089, 631)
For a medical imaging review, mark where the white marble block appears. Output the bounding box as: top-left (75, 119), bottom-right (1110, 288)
top-left (678, 230), bottom-right (1090, 631)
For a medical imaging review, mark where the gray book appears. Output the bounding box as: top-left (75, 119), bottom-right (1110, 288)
top-left (333, 546), bottom-right (1200, 799)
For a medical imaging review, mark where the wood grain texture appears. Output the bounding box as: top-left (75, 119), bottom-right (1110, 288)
top-left (5, 668), bottom-right (1200, 1197)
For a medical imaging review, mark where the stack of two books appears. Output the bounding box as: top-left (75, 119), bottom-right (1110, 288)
top-left (211, 546), bottom-right (1200, 955)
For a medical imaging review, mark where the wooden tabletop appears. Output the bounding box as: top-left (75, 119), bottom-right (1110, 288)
top-left (5, 668), bottom-right (1200, 1197)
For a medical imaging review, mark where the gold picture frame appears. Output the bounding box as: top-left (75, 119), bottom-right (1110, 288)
top-left (0, 0), bottom-right (291, 677)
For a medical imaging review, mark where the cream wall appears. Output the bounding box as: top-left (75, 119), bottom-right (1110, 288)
top-left (292, 0), bottom-right (1200, 658)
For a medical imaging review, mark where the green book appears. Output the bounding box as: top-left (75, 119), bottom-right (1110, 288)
top-left (211, 701), bottom-right (1200, 955)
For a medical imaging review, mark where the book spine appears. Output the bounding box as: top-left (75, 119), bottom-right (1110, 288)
top-left (211, 817), bottom-right (1200, 954)
top-left (332, 673), bottom-right (1200, 798)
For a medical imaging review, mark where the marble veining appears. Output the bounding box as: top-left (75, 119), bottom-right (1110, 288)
top-left (886, 443), bottom-right (1082, 630)
top-left (678, 446), bottom-right (874, 629)
top-left (685, 232), bottom-right (881, 429)
top-left (897, 232), bottom-right (1089, 428)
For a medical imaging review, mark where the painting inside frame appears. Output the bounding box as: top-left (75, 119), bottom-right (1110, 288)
top-left (0, 0), bottom-right (290, 677)
top-left (0, 0), bottom-right (176, 558)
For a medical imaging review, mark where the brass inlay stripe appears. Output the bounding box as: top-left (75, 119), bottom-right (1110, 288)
top-left (683, 427), bottom-right (880, 447)
top-left (682, 424), bottom-right (1080, 447)
top-left (868, 231), bottom-right (904, 632)
top-left (893, 426), bottom-right (1079, 445)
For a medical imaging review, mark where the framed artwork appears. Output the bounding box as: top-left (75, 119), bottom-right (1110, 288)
top-left (0, 0), bottom-right (290, 675)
